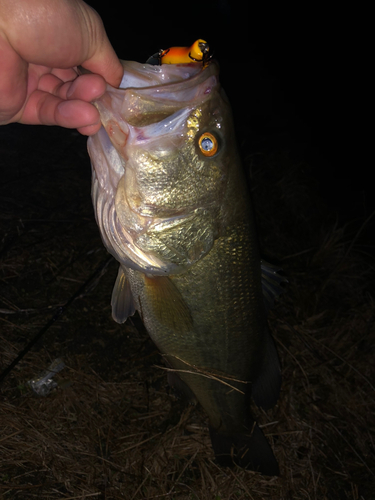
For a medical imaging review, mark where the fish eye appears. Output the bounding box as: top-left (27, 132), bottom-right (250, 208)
top-left (198, 132), bottom-right (219, 157)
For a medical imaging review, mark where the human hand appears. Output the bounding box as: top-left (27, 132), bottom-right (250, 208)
top-left (0, 0), bottom-right (123, 135)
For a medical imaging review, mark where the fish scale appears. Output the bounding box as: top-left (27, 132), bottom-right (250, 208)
top-left (88, 57), bottom-right (281, 475)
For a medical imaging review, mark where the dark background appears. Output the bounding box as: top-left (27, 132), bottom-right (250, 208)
top-left (0, 2), bottom-right (369, 230)
top-left (85, 1), bottom-right (370, 225)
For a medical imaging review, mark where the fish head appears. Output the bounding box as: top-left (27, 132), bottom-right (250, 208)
top-left (88, 60), bottom-right (237, 275)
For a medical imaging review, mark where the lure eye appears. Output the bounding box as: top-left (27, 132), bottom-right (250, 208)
top-left (198, 132), bottom-right (219, 157)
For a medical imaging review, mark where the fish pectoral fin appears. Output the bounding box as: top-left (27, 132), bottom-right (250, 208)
top-left (251, 326), bottom-right (281, 410)
top-left (209, 423), bottom-right (279, 476)
top-left (111, 266), bottom-right (136, 324)
top-left (143, 275), bottom-right (193, 333)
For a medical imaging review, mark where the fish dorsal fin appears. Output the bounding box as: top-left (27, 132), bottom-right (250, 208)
top-left (261, 260), bottom-right (287, 314)
top-left (143, 275), bottom-right (193, 333)
top-left (111, 266), bottom-right (136, 323)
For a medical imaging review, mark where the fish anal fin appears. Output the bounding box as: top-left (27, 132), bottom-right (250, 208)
top-left (252, 326), bottom-right (281, 410)
top-left (143, 275), bottom-right (193, 333)
top-left (111, 266), bottom-right (136, 324)
top-left (209, 423), bottom-right (279, 476)
top-left (167, 371), bottom-right (198, 404)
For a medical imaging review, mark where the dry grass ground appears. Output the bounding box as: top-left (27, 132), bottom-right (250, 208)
top-left (0, 124), bottom-right (374, 499)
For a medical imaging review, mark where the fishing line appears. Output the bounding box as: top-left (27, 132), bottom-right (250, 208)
top-left (0, 256), bottom-right (113, 385)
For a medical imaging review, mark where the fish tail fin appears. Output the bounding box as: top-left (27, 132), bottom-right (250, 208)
top-left (251, 326), bottom-right (281, 410)
top-left (209, 423), bottom-right (279, 476)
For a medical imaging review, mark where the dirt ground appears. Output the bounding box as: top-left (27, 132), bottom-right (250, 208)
top-left (0, 89), bottom-right (374, 499)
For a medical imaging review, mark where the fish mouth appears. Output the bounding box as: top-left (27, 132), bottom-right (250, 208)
top-left (118, 59), bottom-right (219, 93)
top-left (93, 61), bottom-right (220, 139)
top-left (120, 61), bottom-right (219, 126)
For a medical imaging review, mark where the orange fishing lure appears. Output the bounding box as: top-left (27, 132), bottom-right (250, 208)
top-left (146, 39), bottom-right (212, 67)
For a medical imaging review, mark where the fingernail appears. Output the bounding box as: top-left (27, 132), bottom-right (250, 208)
top-left (66, 80), bottom-right (78, 99)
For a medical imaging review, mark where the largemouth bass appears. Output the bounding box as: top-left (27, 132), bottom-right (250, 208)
top-left (87, 58), bottom-right (281, 475)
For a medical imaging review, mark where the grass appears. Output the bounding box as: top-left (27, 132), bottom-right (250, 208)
top-left (0, 125), bottom-right (374, 499)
